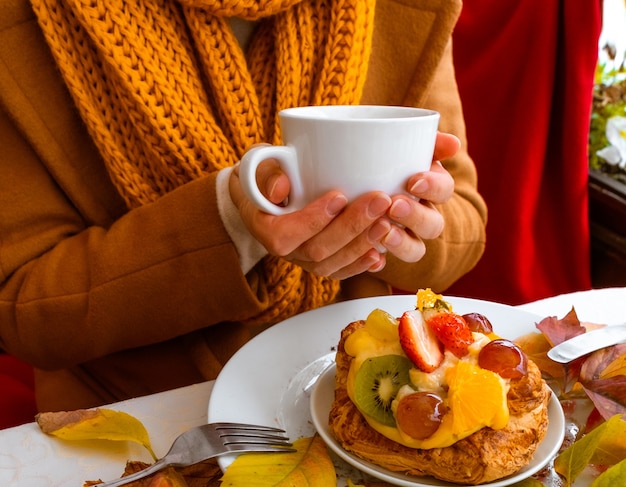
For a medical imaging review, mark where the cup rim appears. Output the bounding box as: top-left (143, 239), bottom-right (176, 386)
top-left (278, 104), bottom-right (439, 121)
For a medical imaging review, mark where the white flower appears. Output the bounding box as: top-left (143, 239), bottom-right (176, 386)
top-left (597, 116), bottom-right (626, 169)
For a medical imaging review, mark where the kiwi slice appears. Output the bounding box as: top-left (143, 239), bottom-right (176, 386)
top-left (354, 354), bottom-right (412, 426)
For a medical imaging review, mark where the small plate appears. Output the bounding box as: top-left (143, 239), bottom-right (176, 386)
top-left (311, 364), bottom-right (565, 487)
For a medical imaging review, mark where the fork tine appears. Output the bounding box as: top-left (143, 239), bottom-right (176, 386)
top-left (225, 443), bottom-right (297, 454)
top-left (212, 422), bottom-right (287, 432)
top-left (212, 422), bottom-right (295, 450)
top-left (223, 437), bottom-right (293, 447)
top-left (213, 423), bottom-right (292, 443)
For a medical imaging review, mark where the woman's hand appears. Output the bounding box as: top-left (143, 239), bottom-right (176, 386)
top-left (229, 131), bottom-right (459, 279)
top-left (378, 132), bottom-right (458, 262)
top-left (230, 160), bottom-right (392, 280)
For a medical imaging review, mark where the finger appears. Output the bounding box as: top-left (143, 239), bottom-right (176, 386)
top-left (380, 224), bottom-right (427, 263)
top-left (291, 217), bottom-right (390, 274)
top-left (406, 161), bottom-right (455, 204)
top-left (388, 196), bottom-right (445, 240)
top-left (291, 193), bottom-right (391, 263)
top-left (234, 158), bottom-right (291, 205)
top-left (293, 248), bottom-right (386, 280)
top-left (330, 250), bottom-right (387, 279)
top-left (232, 172), bottom-right (349, 255)
top-left (433, 132), bottom-right (461, 161)
top-left (257, 192), bottom-right (348, 256)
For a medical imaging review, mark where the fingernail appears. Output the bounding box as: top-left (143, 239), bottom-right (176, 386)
top-left (410, 178), bottom-right (428, 194)
top-left (389, 199), bottom-right (411, 219)
top-left (327, 194), bottom-right (348, 216)
top-left (265, 174), bottom-right (279, 199)
top-left (383, 226), bottom-right (402, 247)
top-left (367, 195), bottom-right (391, 218)
top-left (369, 255), bottom-right (386, 272)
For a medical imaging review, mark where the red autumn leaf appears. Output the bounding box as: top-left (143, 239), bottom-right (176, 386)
top-left (580, 344), bottom-right (626, 420)
top-left (536, 308), bottom-right (586, 346)
top-left (580, 343), bottom-right (626, 381)
top-left (532, 310), bottom-right (589, 393)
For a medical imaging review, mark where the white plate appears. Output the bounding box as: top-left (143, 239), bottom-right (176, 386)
top-left (311, 364), bottom-right (565, 487)
top-left (207, 295), bottom-right (565, 485)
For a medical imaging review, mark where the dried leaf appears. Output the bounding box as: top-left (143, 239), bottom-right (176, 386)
top-left (590, 459), bottom-right (626, 487)
top-left (220, 435), bottom-right (335, 486)
top-left (127, 467), bottom-right (187, 487)
top-left (600, 354), bottom-right (626, 379)
top-left (532, 313), bottom-right (626, 398)
top-left (581, 344), bottom-right (626, 382)
top-left (511, 478), bottom-right (545, 487)
top-left (84, 464), bottom-right (187, 487)
top-left (580, 344), bottom-right (626, 420)
top-left (514, 332), bottom-right (564, 379)
top-left (84, 459), bottom-right (220, 487)
top-left (36, 408), bottom-right (156, 460)
top-left (555, 414), bottom-right (626, 484)
top-left (536, 309), bottom-right (585, 346)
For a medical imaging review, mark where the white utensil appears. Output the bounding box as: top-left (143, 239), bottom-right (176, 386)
top-left (547, 323), bottom-right (626, 363)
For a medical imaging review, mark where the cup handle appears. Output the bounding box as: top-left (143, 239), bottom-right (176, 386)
top-left (239, 145), bottom-right (303, 215)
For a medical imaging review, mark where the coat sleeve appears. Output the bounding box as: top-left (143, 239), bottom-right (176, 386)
top-left (0, 4), bottom-right (276, 371)
top-left (0, 100), bottom-right (268, 370)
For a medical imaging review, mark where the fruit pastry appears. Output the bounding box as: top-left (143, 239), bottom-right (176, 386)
top-left (328, 289), bottom-right (551, 485)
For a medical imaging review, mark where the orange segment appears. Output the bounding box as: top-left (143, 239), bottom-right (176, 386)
top-left (416, 288), bottom-right (443, 310)
top-left (445, 361), bottom-right (509, 435)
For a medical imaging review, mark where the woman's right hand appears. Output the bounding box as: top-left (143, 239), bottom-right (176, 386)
top-left (229, 158), bottom-right (393, 280)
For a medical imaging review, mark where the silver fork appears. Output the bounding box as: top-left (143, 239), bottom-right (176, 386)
top-left (95, 422), bottom-right (295, 487)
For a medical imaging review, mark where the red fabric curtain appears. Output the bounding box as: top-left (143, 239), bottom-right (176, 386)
top-left (0, 353), bottom-right (37, 429)
top-left (447, 0), bottom-right (603, 305)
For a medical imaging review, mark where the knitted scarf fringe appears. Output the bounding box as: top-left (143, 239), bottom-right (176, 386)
top-left (31, 0), bottom-right (375, 326)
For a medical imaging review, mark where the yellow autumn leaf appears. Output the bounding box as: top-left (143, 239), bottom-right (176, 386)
top-left (511, 478), bottom-right (545, 487)
top-left (590, 415), bottom-right (626, 465)
top-left (36, 408), bottom-right (157, 460)
top-left (220, 435), bottom-right (335, 486)
top-left (555, 414), bottom-right (626, 484)
top-left (600, 354), bottom-right (626, 379)
top-left (591, 458), bottom-right (626, 487)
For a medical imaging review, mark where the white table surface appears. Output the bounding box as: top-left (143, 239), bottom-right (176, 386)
top-left (1, 287), bottom-right (624, 486)
top-left (0, 382), bottom-right (214, 486)
top-left (517, 286), bottom-right (626, 326)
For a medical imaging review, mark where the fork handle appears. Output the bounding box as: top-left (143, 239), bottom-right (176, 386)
top-left (95, 459), bottom-right (169, 487)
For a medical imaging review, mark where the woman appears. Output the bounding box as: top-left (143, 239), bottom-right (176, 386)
top-left (0, 0), bottom-right (486, 412)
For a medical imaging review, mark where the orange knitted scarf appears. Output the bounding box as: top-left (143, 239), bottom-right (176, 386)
top-left (31, 0), bottom-right (375, 325)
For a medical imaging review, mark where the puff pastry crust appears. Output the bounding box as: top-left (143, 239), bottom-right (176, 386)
top-left (328, 320), bottom-right (551, 485)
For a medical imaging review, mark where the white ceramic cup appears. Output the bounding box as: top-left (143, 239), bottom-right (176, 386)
top-left (239, 105), bottom-right (440, 215)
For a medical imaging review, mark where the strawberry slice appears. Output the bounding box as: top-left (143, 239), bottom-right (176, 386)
top-left (399, 309), bottom-right (444, 372)
top-left (426, 312), bottom-right (474, 358)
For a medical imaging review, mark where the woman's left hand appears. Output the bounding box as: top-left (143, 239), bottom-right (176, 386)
top-left (378, 132), bottom-right (458, 263)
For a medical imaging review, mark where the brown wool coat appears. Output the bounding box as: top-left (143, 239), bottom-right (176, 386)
top-left (0, 0), bottom-right (486, 412)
